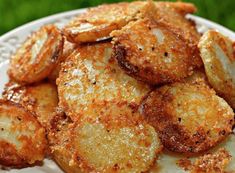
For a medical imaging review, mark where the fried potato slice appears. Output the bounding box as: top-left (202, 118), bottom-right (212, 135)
top-left (57, 42), bottom-right (150, 120)
top-left (112, 18), bottom-right (201, 85)
top-left (0, 100), bottom-right (47, 167)
top-left (63, 1), bottom-right (155, 43)
top-left (198, 30), bottom-right (235, 109)
top-left (154, 2), bottom-right (200, 47)
top-left (48, 40), bottom-right (76, 81)
top-left (141, 82), bottom-right (234, 154)
top-left (8, 25), bottom-right (64, 84)
top-left (3, 81), bottom-right (58, 128)
top-left (155, 2), bottom-right (197, 15)
top-left (49, 101), bottom-right (162, 173)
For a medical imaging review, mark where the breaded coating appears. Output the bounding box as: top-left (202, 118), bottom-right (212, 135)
top-left (141, 82), bottom-right (234, 154)
top-left (149, 134), bottom-right (235, 173)
top-left (112, 18), bottom-right (201, 85)
top-left (184, 68), bottom-right (209, 85)
top-left (8, 25), bottom-right (64, 84)
top-left (155, 2), bottom-right (197, 15)
top-left (63, 1), bottom-right (155, 43)
top-left (48, 40), bottom-right (76, 81)
top-left (154, 1), bottom-right (200, 47)
top-left (198, 30), bottom-right (235, 109)
top-left (3, 81), bottom-right (58, 128)
top-left (48, 113), bottom-right (80, 173)
top-left (57, 42), bottom-right (150, 120)
top-left (49, 101), bottom-right (162, 173)
top-left (0, 100), bottom-right (47, 167)
top-left (191, 148), bottom-right (231, 173)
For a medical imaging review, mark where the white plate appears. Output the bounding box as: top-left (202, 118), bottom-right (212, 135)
top-left (0, 8), bottom-right (235, 173)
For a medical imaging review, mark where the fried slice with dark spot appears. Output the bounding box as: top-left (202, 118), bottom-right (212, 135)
top-left (57, 42), bottom-right (150, 121)
top-left (112, 18), bottom-right (201, 85)
top-left (3, 81), bottom-right (58, 128)
top-left (8, 25), bottom-right (64, 84)
top-left (141, 82), bottom-right (234, 154)
top-left (49, 101), bottom-right (162, 173)
top-left (0, 100), bottom-right (47, 167)
top-left (63, 1), bottom-right (155, 43)
top-left (154, 1), bottom-right (200, 47)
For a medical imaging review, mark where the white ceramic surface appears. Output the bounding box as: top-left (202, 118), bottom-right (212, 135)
top-left (0, 8), bottom-right (234, 173)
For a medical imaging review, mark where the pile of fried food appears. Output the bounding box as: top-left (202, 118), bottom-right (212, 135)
top-left (0, 1), bottom-right (235, 172)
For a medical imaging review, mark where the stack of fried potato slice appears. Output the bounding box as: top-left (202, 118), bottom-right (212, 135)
top-left (0, 0), bottom-right (234, 172)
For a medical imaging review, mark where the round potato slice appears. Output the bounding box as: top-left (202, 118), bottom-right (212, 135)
top-left (141, 82), bottom-right (234, 154)
top-left (0, 100), bottom-right (47, 167)
top-left (63, 1), bottom-right (154, 43)
top-left (8, 25), bottom-right (64, 84)
top-left (3, 81), bottom-right (58, 128)
top-left (198, 30), bottom-right (235, 109)
top-left (57, 42), bottom-right (150, 120)
top-left (111, 18), bottom-right (201, 85)
top-left (49, 101), bottom-right (162, 173)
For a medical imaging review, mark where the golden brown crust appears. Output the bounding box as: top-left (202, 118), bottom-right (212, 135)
top-left (2, 81), bottom-right (58, 128)
top-left (0, 100), bottom-right (47, 167)
top-left (49, 101), bottom-right (162, 173)
top-left (155, 2), bottom-right (197, 15)
top-left (183, 68), bottom-right (209, 85)
top-left (8, 25), bottom-right (64, 84)
top-left (191, 148), bottom-right (232, 173)
top-left (57, 42), bottom-right (150, 121)
top-left (112, 18), bottom-right (201, 85)
top-left (154, 1), bottom-right (200, 47)
top-left (63, 1), bottom-right (154, 43)
top-left (47, 113), bottom-right (80, 173)
top-left (141, 82), bottom-right (234, 154)
top-left (199, 30), bottom-right (235, 109)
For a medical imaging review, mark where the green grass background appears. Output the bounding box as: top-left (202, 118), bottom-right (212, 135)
top-left (0, 0), bottom-right (235, 36)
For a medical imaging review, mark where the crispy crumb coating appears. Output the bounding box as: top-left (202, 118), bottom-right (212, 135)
top-left (112, 18), bottom-right (201, 85)
top-left (49, 101), bottom-right (162, 173)
top-left (63, 1), bottom-right (155, 43)
top-left (154, 1), bottom-right (200, 47)
top-left (191, 148), bottom-right (231, 173)
top-left (141, 82), bottom-right (234, 154)
top-left (57, 42), bottom-right (150, 121)
top-left (2, 81), bottom-right (58, 128)
top-left (0, 100), bottom-right (47, 167)
top-left (199, 30), bottom-right (235, 109)
top-left (8, 25), bottom-right (64, 84)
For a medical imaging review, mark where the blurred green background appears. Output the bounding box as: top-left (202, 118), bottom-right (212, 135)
top-left (0, 0), bottom-right (235, 36)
